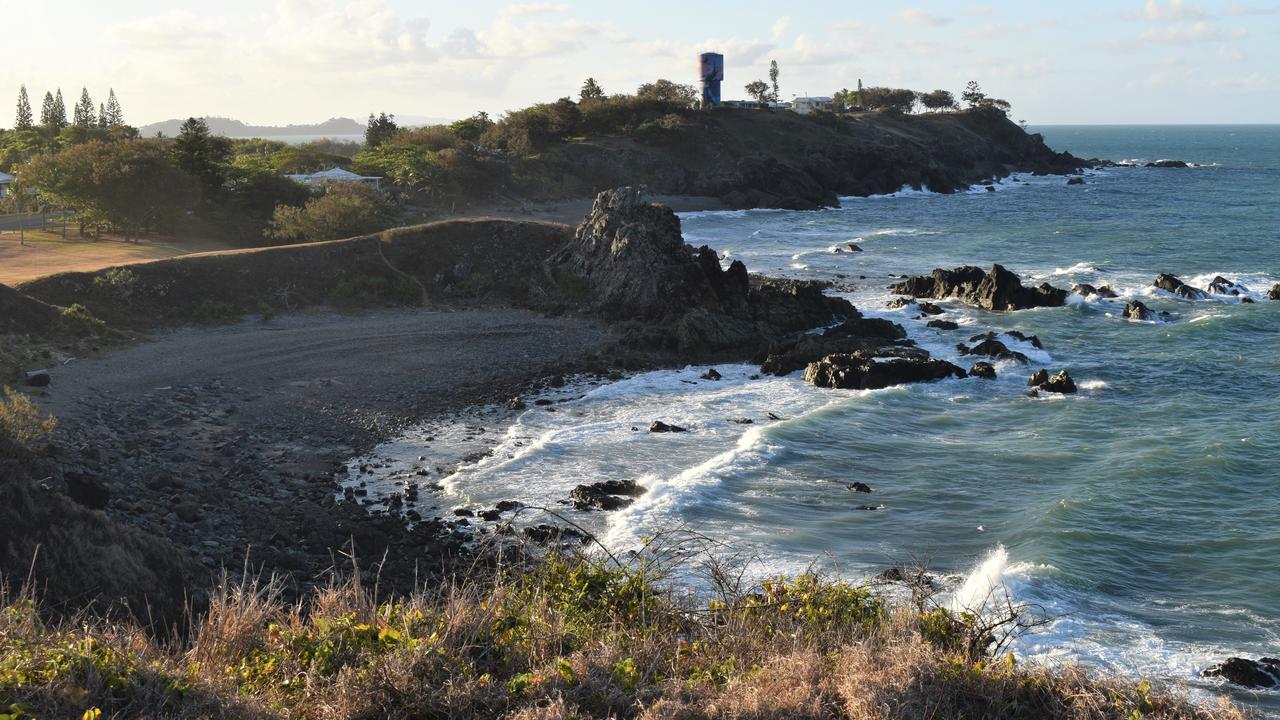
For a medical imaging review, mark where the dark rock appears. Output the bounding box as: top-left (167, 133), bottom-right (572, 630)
top-left (506, 397), bottom-right (526, 411)
top-left (649, 421), bottom-right (687, 433)
top-left (533, 398), bottom-right (553, 406)
top-left (1123, 301), bottom-right (1155, 321)
top-left (1074, 283), bottom-right (1119, 299)
top-left (969, 362), bottom-right (997, 379)
top-left (1153, 273), bottom-right (1207, 300)
top-left (1203, 657), bottom-right (1280, 689)
top-left (1146, 159), bottom-right (1188, 168)
top-left (848, 482), bottom-right (872, 493)
top-left (570, 479), bottom-right (646, 511)
top-left (731, 418), bottom-right (754, 424)
top-left (23, 370), bottom-right (51, 388)
top-left (1242, 297), bottom-right (1255, 304)
top-left (1208, 276), bottom-right (1245, 296)
top-left (877, 568), bottom-right (905, 582)
top-left (524, 524), bottom-right (589, 545)
top-left (985, 185), bottom-right (996, 192)
top-left (1030, 369), bottom-right (1077, 394)
top-left (495, 500), bottom-right (523, 512)
top-left (889, 264), bottom-right (1067, 311)
top-left (479, 509), bottom-right (502, 522)
top-left (887, 297), bottom-right (914, 309)
top-left (803, 351), bottom-right (965, 390)
top-left (927, 320), bottom-right (959, 331)
top-left (1066, 176), bottom-right (1085, 185)
top-left (917, 302), bottom-right (944, 316)
top-left (1270, 284), bottom-right (1280, 301)
top-left (965, 338), bottom-right (1029, 364)
top-left (64, 472), bottom-right (110, 509)
top-left (700, 368), bottom-right (722, 381)
top-left (758, 315), bottom-right (907, 376)
top-left (452, 508), bottom-right (474, 517)
top-left (847, 243), bottom-right (863, 252)
top-left (1004, 331), bottom-right (1043, 349)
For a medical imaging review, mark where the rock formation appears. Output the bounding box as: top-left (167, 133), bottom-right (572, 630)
top-left (1153, 273), bottom-right (1207, 300)
top-left (1123, 301), bottom-right (1155, 321)
top-left (803, 349), bottom-right (965, 390)
top-left (889, 264), bottom-right (1067, 311)
top-left (1029, 369), bottom-right (1077, 394)
top-left (1203, 657), bottom-right (1280, 689)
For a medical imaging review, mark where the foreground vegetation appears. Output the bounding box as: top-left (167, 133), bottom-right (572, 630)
top-left (0, 540), bottom-right (1242, 720)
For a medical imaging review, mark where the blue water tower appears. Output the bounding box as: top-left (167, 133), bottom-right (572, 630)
top-left (700, 52), bottom-right (724, 108)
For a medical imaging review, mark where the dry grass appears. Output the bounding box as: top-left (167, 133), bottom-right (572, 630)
top-left (0, 386), bottom-right (56, 447)
top-left (0, 546), bottom-right (1246, 720)
top-left (0, 229), bottom-right (232, 285)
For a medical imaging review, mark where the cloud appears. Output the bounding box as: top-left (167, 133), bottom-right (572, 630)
top-left (1223, 2), bottom-right (1278, 15)
top-left (1135, 20), bottom-right (1246, 44)
top-left (968, 22), bottom-right (1029, 38)
top-left (1139, 0), bottom-right (1207, 21)
top-left (771, 16), bottom-right (791, 41)
top-left (898, 8), bottom-right (951, 27)
top-left (963, 5), bottom-right (994, 17)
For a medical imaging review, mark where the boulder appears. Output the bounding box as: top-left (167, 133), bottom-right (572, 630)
top-left (1066, 176), bottom-right (1085, 185)
top-left (917, 302), bottom-right (944, 316)
top-left (1029, 369), bottom-right (1077, 394)
top-left (887, 297), bottom-right (914, 310)
top-left (1074, 283), bottom-right (1118, 299)
top-left (969, 362), bottom-right (997, 379)
top-left (927, 320), bottom-right (959, 331)
top-left (1004, 330), bottom-right (1043, 349)
top-left (570, 479), bottom-right (646, 511)
top-left (23, 370), bottom-right (51, 388)
top-left (700, 368), bottom-right (723, 381)
top-left (1146, 160), bottom-right (1188, 168)
top-left (1202, 657), bottom-right (1280, 689)
top-left (649, 421), bottom-right (687, 433)
top-left (803, 352), bottom-right (965, 390)
top-left (1208, 276), bottom-right (1244, 296)
top-left (889, 264), bottom-right (1067, 311)
top-left (848, 482), bottom-right (872, 493)
top-left (1270, 284), bottom-right (1280, 301)
top-left (1153, 273), bottom-right (1207, 300)
top-left (1123, 301), bottom-right (1155, 321)
top-left (964, 338), bottom-right (1029, 364)
top-left (524, 524), bottom-right (589, 545)
top-left (758, 315), bottom-right (908, 376)
top-left (847, 243), bottom-right (863, 252)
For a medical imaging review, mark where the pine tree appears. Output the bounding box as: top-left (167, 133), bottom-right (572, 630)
top-left (40, 91), bottom-right (55, 127)
top-left (103, 89), bottom-right (123, 126)
top-left (768, 60), bottom-right (780, 102)
top-left (15, 85), bottom-right (33, 129)
top-left (98, 103), bottom-right (108, 128)
top-left (74, 87), bottom-right (95, 127)
top-left (51, 88), bottom-right (67, 129)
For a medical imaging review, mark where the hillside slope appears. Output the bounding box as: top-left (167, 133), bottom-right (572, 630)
top-left (518, 108), bottom-right (1082, 210)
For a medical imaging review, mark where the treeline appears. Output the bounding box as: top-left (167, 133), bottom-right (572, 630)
top-left (833, 80), bottom-right (1011, 116)
top-left (1, 86), bottom-right (134, 171)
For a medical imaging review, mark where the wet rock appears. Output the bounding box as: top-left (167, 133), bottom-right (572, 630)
top-left (917, 302), bottom-right (944, 316)
top-left (452, 508), bottom-right (474, 517)
top-left (927, 320), bottom-right (959, 331)
top-left (889, 264), bottom-right (1067, 311)
top-left (887, 297), bottom-right (914, 310)
top-left (803, 351), bottom-right (965, 390)
top-left (847, 243), bottom-right (863, 252)
top-left (1270, 284), bottom-right (1280, 301)
top-left (968, 362), bottom-right (997, 379)
top-left (1066, 176), bottom-right (1085, 185)
top-left (758, 315), bottom-right (907, 376)
top-left (1004, 331), bottom-right (1043, 349)
top-left (1153, 273), bottom-right (1207, 300)
top-left (1124, 300), bottom-right (1155, 321)
top-left (1146, 159), bottom-right (1188, 168)
top-left (23, 370), bottom-right (51, 388)
top-left (1208, 276), bottom-right (1245, 296)
top-left (964, 338), bottom-right (1030, 365)
top-left (1073, 283), bottom-right (1119, 299)
top-left (1029, 369), bottom-right (1077, 394)
top-left (649, 421), bottom-right (687, 433)
top-left (700, 368), bottom-right (722, 381)
top-left (847, 482), bottom-right (872, 493)
top-left (524, 524), bottom-right (589, 545)
top-left (570, 479), bottom-right (645, 511)
top-left (495, 500), bottom-right (523, 512)
top-left (479, 509), bottom-right (502, 521)
top-left (506, 396), bottom-right (526, 411)
top-left (1203, 657), bottom-right (1280, 689)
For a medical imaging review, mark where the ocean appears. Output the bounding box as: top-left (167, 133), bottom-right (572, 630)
top-left (350, 125), bottom-right (1280, 712)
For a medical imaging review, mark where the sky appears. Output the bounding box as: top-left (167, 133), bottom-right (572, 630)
top-left (1, 0), bottom-right (1277, 128)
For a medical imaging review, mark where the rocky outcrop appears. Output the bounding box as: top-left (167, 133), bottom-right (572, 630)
top-left (1123, 301), bottom-right (1155, 321)
top-left (758, 315), bottom-right (908, 376)
top-left (1270, 284), bottom-right (1280, 301)
top-left (1153, 273), bottom-right (1207, 300)
top-left (969, 362), bottom-right (997, 379)
top-left (1072, 284), bottom-right (1118, 299)
top-left (570, 479), bottom-right (646, 511)
top-left (889, 264), bottom-right (1067, 311)
top-left (927, 320), bottom-right (959, 331)
top-left (551, 188), bottom-right (855, 355)
top-left (1203, 657), bottom-right (1280, 689)
top-left (1208, 276), bottom-right (1246, 296)
top-left (649, 421), bottom-right (687, 433)
top-left (803, 349), bottom-right (965, 390)
top-left (1029, 369), bottom-right (1077, 394)
top-left (1146, 160), bottom-right (1188, 168)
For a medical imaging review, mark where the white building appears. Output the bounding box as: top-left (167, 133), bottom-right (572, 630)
top-left (791, 97), bottom-right (834, 115)
top-left (0, 171), bottom-right (14, 198)
top-left (283, 167), bottom-right (382, 190)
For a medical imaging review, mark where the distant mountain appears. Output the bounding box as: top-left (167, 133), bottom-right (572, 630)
top-left (137, 117), bottom-right (366, 138)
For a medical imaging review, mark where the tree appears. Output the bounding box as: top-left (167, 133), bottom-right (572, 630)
top-left (103, 89), bottom-right (124, 126)
top-left (962, 81), bottom-right (986, 109)
top-left (266, 182), bottom-right (395, 244)
top-left (745, 80), bottom-right (772, 106)
top-left (365, 112), bottom-right (399, 148)
top-left (51, 89), bottom-right (67, 129)
top-left (580, 77), bottom-right (605, 103)
top-left (919, 89), bottom-right (957, 112)
top-left (98, 103), bottom-right (108, 128)
top-left (171, 117), bottom-right (232, 193)
top-left (73, 88), bottom-right (95, 128)
top-left (861, 86), bottom-right (918, 113)
top-left (39, 92), bottom-right (56, 128)
top-left (21, 139), bottom-right (200, 240)
top-left (768, 60), bottom-right (780, 102)
top-left (15, 86), bottom-right (33, 130)
top-left (635, 79), bottom-right (699, 106)
top-left (449, 112), bottom-right (493, 143)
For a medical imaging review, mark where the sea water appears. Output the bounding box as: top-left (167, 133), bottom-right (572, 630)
top-left (353, 125), bottom-right (1280, 712)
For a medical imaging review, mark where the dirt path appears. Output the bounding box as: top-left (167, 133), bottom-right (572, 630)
top-left (37, 307), bottom-right (615, 594)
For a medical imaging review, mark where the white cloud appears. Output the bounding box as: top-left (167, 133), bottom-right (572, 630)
top-left (1140, 0), bottom-right (1207, 21)
top-left (1223, 2), bottom-right (1278, 15)
top-left (771, 16), bottom-right (791, 42)
top-left (1136, 20), bottom-right (1246, 43)
top-left (899, 8), bottom-right (951, 27)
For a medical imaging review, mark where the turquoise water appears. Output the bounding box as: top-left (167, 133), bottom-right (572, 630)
top-left (357, 125), bottom-right (1280, 710)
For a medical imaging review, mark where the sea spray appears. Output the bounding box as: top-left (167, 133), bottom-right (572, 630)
top-left (950, 545), bottom-right (1012, 616)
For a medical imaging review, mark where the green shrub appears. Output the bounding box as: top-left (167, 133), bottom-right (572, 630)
top-left (58, 304), bottom-right (105, 335)
top-left (0, 387), bottom-right (56, 447)
top-left (90, 267), bottom-right (139, 301)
